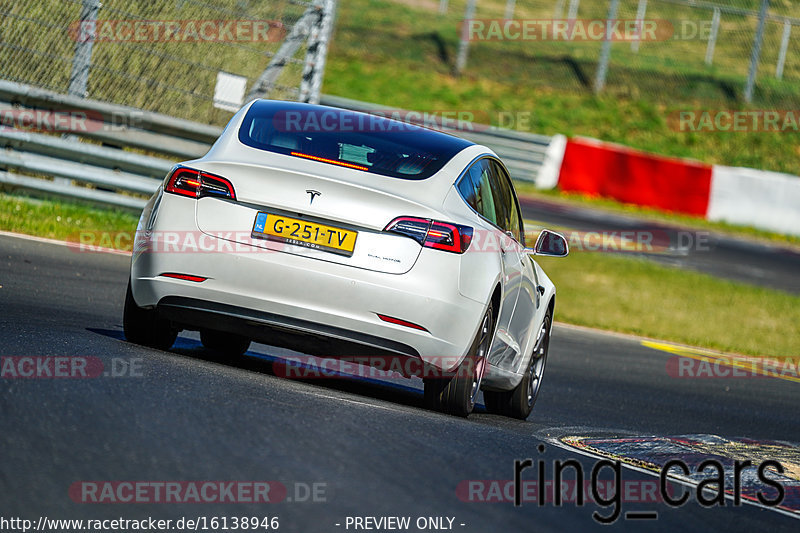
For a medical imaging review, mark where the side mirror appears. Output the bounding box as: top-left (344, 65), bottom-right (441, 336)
top-left (527, 229), bottom-right (569, 257)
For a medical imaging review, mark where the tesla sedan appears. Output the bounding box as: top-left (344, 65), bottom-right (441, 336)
top-left (124, 100), bottom-right (568, 418)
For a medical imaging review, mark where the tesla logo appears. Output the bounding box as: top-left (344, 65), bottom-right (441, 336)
top-left (306, 190), bottom-right (321, 204)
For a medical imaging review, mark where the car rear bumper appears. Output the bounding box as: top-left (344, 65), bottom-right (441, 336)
top-left (130, 231), bottom-right (486, 370)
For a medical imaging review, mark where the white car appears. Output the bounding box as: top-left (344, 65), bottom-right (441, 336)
top-left (124, 100), bottom-right (568, 418)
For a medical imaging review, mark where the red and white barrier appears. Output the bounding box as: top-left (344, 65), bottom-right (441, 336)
top-left (707, 166), bottom-right (800, 236)
top-left (536, 136), bottom-right (800, 237)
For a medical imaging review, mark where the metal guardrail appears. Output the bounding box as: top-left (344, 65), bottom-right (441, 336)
top-left (0, 129), bottom-right (173, 178)
top-left (0, 81), bottom-right (552, 211)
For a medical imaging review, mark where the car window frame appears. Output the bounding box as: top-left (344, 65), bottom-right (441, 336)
top-left (489, 159), bottom-right (525, 247)
top-left (454, 155), bottom-right (525, 247)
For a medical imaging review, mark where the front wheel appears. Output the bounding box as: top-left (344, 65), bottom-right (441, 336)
top-left (424, 303), bottom-right (493, 417)
top-left (484, 311), bottom-right (551, 420)
top-left (123, 279), bottom-right (177, 350)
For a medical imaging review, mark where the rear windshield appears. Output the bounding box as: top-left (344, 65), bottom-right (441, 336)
top-left (237, 100), bottom-right (473, 180)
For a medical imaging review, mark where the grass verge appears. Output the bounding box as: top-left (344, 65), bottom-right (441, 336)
top-left (0, 194), bottom-right (138, 242)
top-left (537, 250), bottom-right (800, 358)
top-left (2, 193), bottom-right (797, 359)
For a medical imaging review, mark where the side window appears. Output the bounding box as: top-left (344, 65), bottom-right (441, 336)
top-left (489, 160), bottom-right (524, 244)
top-left (457, 159), bottom-right (498, 225)
top-left (456, 169), bottom-right (478, 210)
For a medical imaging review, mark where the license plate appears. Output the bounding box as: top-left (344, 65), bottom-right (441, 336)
top-left (251, 212), bottom-right (357, 256)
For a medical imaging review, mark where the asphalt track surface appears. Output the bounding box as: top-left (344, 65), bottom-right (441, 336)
top-left (1, 233), bottom-right (798, 532)
top-left (519, 196), bottom-right (800, 294)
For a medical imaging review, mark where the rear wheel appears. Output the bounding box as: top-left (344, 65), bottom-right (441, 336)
top-left (123, 279), bottom-right (177, 350)
top-left (200, 329), bottom-right (251, 357)
top-left (424, 303), bottom-right (493, 417)
top-left (484, 311), bottom-right (551, 420)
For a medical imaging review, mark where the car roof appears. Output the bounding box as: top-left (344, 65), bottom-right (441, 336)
top-left (196, 101), bottom-right (496, 210)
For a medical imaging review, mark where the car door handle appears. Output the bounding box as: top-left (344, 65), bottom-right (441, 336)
top-left (501, 231), bottom-right (515, 255)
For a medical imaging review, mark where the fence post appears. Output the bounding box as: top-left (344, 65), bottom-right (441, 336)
top-left (631, 0), bottom-right (648, 53)
top-left (705, 8), bottom-right (720, 66)
top-left (505, 0), bottom-right (516, 20)
top-left (68, 0), bottom-right (100, 98)
top-left (776, 19), bottom-right (791, 80)
top-left (455, 0), bottom-right (478, 75)
top-left (439, 0), bottom-right (448, 15)
top-left (744, 0), bottom-right (769, 103)
top-left (299, 0), bottom-right (337, 104)
top-left (246, 2), bottom-right (318, 101)
top-left (567, 0), bottom-right (580, 21)
top-left (593, 0), bottom-right (619, 94)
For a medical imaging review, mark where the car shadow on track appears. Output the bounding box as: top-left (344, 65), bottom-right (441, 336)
top-left (88, 327), bottom-right (496, 416)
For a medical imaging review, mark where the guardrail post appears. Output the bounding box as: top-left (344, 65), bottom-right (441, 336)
top-left (744, 0), bottom-right (769, 103)
top-left (68, 0), bottom-right (100, 98)
top-left (593, 0), bottom-right (619, 94)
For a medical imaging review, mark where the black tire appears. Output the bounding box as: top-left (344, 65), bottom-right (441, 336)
top-left (200, 329), bottom-right (251, 357)
top-left (484, 311), bottom-right (551, 420)
top-left (424, 303), bottom-right (493, 417)
top-left (123, 279), bottom-right (177, 350)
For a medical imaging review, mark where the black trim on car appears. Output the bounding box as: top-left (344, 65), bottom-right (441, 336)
top-left (156, 296), bottom-right (421, 359)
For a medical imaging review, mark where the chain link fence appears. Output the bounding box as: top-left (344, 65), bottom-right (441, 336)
top-left (434, 0), bottom-right (800, 107)
top-left (3, 0), bottom-right (796, 125)
top-left (0, 0), bottom-right (333, 125)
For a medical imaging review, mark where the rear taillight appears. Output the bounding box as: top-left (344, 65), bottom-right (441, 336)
top-left (160, 272), bottom-right (207, 282)
top-left (384, 216), bottom-right (473, 254)
top-left (377, 313), bottom-right (429, 332)
top-left (164, 166), bottom-right (236, 200)
top-left (164, 167), bottom-right (200, 198)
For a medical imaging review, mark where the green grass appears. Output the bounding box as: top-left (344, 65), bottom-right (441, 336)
top-left (1, 193), bottom-right (797, 358)
top-left (537, 250), bottom-right (800, 358)
top-left (0, 194), bottom-right (138, 241)
top-left (324, 0), bottom-right (800, 175)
